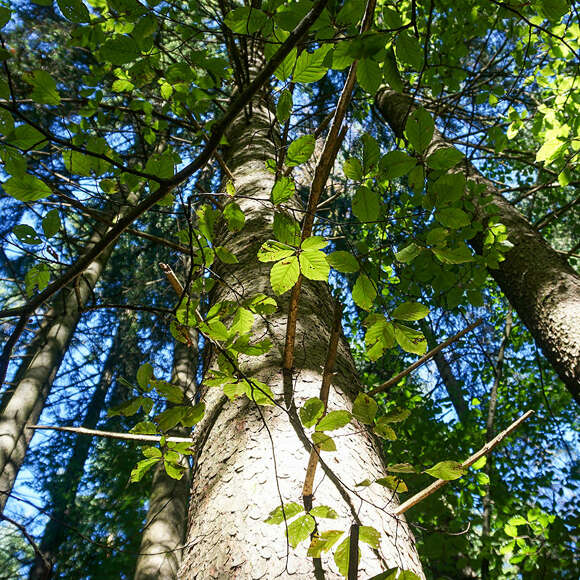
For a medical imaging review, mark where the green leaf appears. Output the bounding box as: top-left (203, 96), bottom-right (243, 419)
top-left (287, 514), bottom-right (316, 548)
top-left (3, 174), bottom-right (52, 201)
top-left (362, 133), bottom-right (380, 172)
top-left (312, 432), bottom-right (336, 451)
top-left (130, 422), bottom-right (158, 435)
top-left (270, 255), bottom-right (300, 294)
top-left (137, 362), bottom-right (154, 390)
top-left (300, 397), bottom-right (325, 428)
top-left (395, 31), bottom-right (424, 70)
top-left (504, 523), bottom-right (518, 537)
top-left (299, 249), bottom-right (330, 281)
top-left (25, 264), bottom-right (50, 296)
top-left (477, 472), bottom-right (490, 485)
top-left (101, 36), bottom-right (140, 66)
top-left (230, 307), bottom-right (254, 335)
top-left (381, 408), bottom-right (410, 423)
top-left (57, 0), bottom-right (90, 23)
top-left (383, 48), bottom-right (403, 92)
top-left (41, 210), bottom-right (61, 239)
top-left (307, 530), bottom-right (343, 557)
top-left (293, 45), bottom-right (332, 83)
top-left (327, 251), bottom-right (359, 273)
top-left (391, 302), bottom-right (429, 321)
top-left (156, 407), bottom-right (187, 432)
top-left (223, 201), bottom-right (245, 232)
top-left (334, 538), bottom-right (358, 577)
top-left (537, 0), bottom-right (569, 21)
top-left (242, 379), bottom-right (275, 406)
top-left (424, 460), bottom-right (467, 480)
top-left (0, 7), bottom-right (11, 29)
top-left (274, 47), bottom-right (297, 81)
top-left (271, 176), bottom-right (295, 204)
top-left (163, 458), bottom-right (184, 480)
top-left (153, 380), bottom-right (184, 404)
top-left (24, 70), bottom-right (61, 105)
top-left (181, 402), bottom-right (206, 427)
top-left (426, 147), bottom-right (464, 170)
top-left (352, 393), bottom-right (378, 425)
top-left (352, 274), bottom-right (376, 311)
top-left (343, 158), bottom-right (363, 180)
top-left (264, 502), bottom-right (304, 525)
top-left (352, 185), bottom-right (380, 222)
top-left (359, 526), bottom-right (381, 549)
top-left (405, 107), bottom-right (434, 155)
top-left (432, 245), bottom-right (474, 264)
top-left (130, 458), bottom-right (159, 482)
top-left (436, 207), bottom-right (470, 229)
top-left (380, 151), bottom-right (417, 179)
top-left (276, 89), bottom-right (293, 123)
top-left (13, 225), bottom-right (42, 245)
top-left (215, 246), bottom-right (239, 264)
top-left (286, 134), bottom-right (316, 166)
top-left (357, 58), bottom-right (381, 93)
top-left (6, 124), bottom-right (47, 151)
top-left (224, 6), bottom-right (268, 34)
top-left (376, 475), bottom-right (408, 492)
top-left (386, 463), bottom-right (417, 473)
top-left (365, 316), bottom-right (395, 361)
top-left (273, 213), bottom-right (301, 246)
top-left (316, 410), bottom-right (352, 432)
top-left (508, 515), bottom-right (528, 526)
top-left (395, 243), bottom-right (422, 263)
top-left (301, 236), bottom-right (328, 250)
top-left (394, 323), bottom-right (427, 355)
top-left (471, 456), bottom-right (487, 470)
top-left (309, 505), bottom-right (339, 519)
top-left (374, 421), bottom-right (396, 440)
top-left (258, 240), bottom-right (295, 262)
top-left (0, 109), bottom-right (14, 135)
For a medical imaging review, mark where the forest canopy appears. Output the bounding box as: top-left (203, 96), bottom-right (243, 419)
top-left (0, 0), bottom-right (578, 578)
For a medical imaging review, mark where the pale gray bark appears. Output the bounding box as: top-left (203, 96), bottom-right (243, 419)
top-left (134, 338), bottom-right (197, 580)
top-left (178, 83), bottom-right (424, 577)
top-left (376, 89), bottom-right (580, 404)
top-left (0, 231), bottom-right (114, 514)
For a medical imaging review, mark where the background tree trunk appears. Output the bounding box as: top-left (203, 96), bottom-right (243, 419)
top-left (375, 89), bottom-right (580, 404)
top-left (134, 338), bottom-right (197, 580)
top-left (27, 314), bottom-right (134, 579)
top-left (178, 85), bottom-right (424, 578)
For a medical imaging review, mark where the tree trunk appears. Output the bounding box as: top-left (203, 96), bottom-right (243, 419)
top-left (178, 81), bottom-right (424, 577)
top-left (0, 231), bottom-right (115, 514)
top-left (27, 314), bottom-right (134, 579)
top-left (134, 338), bottom-right (197, 580)
top-left (375, 89), bottom-right (580, 404)
top-left (419, 320), bottom-right (469, 422)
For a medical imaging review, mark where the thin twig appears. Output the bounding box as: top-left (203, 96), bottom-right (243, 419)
top-left (27, 425), bottom-right (193, 444)
top-left (394, 409), bottom-right (534, 516)
top-left (369, 318), bottom-right (483, 396)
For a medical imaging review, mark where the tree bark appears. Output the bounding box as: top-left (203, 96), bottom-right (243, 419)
top-left (27, 314), bottom-right (134, 579)
top-left (375, 89), bottom-right (580, 404)
top-left (178, 80), bottom-right (424, 577)
top-left (418, 320), bottom-right (469, 422)
top-left (0, 230), bottom-right (115, 514)
top-left (134, 338), bottom-right (197, 580)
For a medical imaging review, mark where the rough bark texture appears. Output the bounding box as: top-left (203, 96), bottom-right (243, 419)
top-left (375, 89), bottom-right (580, 404)
top-left (419, 320), bottom-right (469, 422)
top-left (178, 85), bottom-right (424, 577)
top-left (0, 231), bottom-right (114, 514)
top-left (134, 339), bottom-right (197, 580)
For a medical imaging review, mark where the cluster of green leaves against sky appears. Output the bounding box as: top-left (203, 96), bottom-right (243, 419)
top-left (0, 0), bottom-right (579, 577)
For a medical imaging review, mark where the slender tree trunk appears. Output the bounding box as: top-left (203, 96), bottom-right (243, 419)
top-left (0, 233), bottom-right (114, 514)
top-left (134, 338), bottom-right (198, 580)
top-left (375, 89), bottom-right (580, 404)
top-left (419, 320), bottom-right (469, 422)
top-left (178, 76), bottom-right (424, 577)
top-left (481, 309), bottom-right (513, 579)
top-left (27, 314), bottom-right (134, 579)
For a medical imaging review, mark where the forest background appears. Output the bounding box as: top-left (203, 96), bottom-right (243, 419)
top-left (0, 0), bottom-right (578, 578)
